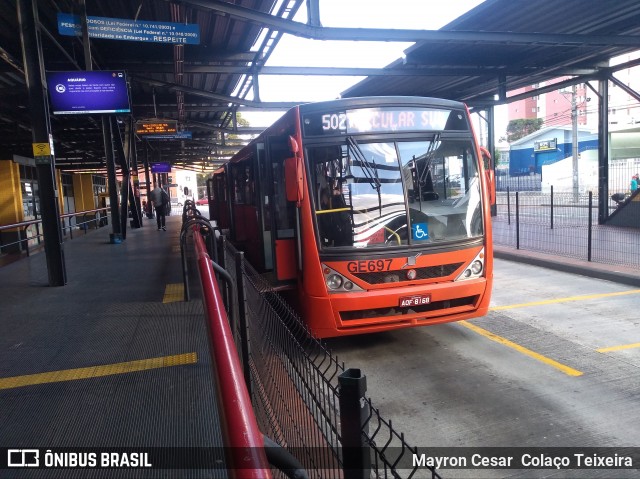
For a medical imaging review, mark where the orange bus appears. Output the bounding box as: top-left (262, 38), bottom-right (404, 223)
top-left (215, 97), bottom-right (495, 338)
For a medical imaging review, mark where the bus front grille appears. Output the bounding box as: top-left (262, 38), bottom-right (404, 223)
top-left (340, 295), bottom-right (478, 321)
top-left (350, 262), bottom-right (463, 285)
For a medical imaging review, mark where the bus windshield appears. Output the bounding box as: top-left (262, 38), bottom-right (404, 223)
top-left (309, 137), bottom-right (483, 249)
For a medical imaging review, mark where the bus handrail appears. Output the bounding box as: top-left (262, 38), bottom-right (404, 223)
top-left (191, 227), bottom-right (272, 478)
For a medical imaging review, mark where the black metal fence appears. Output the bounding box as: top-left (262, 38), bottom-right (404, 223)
top-left (493, 189), bottom-right (640, 268)
top-left (216, 237), bottom-right (441, 479)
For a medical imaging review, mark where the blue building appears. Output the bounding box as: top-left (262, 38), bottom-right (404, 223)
top-left (509, 127), bottom-right (598, 176)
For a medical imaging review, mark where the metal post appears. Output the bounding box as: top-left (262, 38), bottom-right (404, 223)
top-left (127, 117), bottom-right (142, 228)
top-left (179, 226), bottom-right (190, 302)
top-left (218, 234), bottom-right (226, 271)
top-left (112, 117), bottom-right (130, 239)
top-left (17, 0), bottom-right (66, 286)
top-left (597, 78), bottom-right (609, 224)
top-left (507, 186), bottom-right (511, 225)
top-left (550, 185), bottom-right (554, 230)
top-left (234, 251), bottom-right (252, 397)
top-left (306, 0), bottom-right (322, 26)
top-left (588, 191), bottom-right (593, 262)
top-left (338, 368), bottom-right (371, 479)
top-left (487, 106), bottom-right (497, 217)
top-left (102, 116), bottom-right (122, 243)
top-left (515, 191), bottom-right (520, 250)
top-left (571, 84), bottom-right (579, 202)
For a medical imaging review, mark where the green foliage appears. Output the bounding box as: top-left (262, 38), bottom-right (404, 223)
top-left (506, 118), bottom-right (543, 143)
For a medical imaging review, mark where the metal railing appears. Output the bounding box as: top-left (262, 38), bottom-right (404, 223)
top-left (217, 238), bottom-right (442, 479)
top-left (180, 200), bottom-right (441, 478)
top-left (182, 201), bottom-right (309, 479)
top-left (190, 223), bottom-right (273, 478)
top-left (0, 207), bottom-right (109, 257)
top-left (493, 189), bottom-right (640, 268)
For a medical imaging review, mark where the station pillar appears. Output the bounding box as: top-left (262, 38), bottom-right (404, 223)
top-left (0, 159), bottom-right (24, 254)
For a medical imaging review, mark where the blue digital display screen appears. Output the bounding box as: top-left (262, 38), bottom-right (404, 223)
top-left (151, 162), bottom-right (171, 173)
top-left (46, 71), bottom-right (131, 115)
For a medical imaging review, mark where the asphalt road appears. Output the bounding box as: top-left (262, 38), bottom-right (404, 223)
top-left (324, 258), bottom-right (640, 478)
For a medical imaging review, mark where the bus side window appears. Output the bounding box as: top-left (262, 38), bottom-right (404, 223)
top-left (269, 141), bottom-right (296, 239)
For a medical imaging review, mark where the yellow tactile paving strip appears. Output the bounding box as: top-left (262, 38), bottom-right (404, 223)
top-left (0, 352), bottom-right (198, 390)
top-left (163, 283), bottom-right (185, 303)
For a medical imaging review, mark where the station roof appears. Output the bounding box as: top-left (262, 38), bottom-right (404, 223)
top-left (343, 0), bottom-right (640, 106)
top-left (0, 0), bottom-right (303, 171)
top-left (0, 0), bottom-right (639, 172)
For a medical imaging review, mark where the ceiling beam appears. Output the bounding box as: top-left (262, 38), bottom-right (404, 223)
top-left (131, 75), bottom-right (299, 109)
top-left (122, 63), bottom-right (602, 77)
top-left (176, 0), bottom-right (640, 47)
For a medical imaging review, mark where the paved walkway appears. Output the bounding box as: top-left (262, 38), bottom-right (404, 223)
top-left (0, 215), bottom-right (226, 478)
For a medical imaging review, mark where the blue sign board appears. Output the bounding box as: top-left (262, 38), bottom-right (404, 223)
top-left (144, 132), bottom-right (193, 140)
top-left (58, 13), bottom-right (200, 45)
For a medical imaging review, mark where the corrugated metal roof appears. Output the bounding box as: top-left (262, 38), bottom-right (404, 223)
top-left (1, 0), bottom-right (639, 170)
top-left (342, 0), bottom-right (640, 106)
top-left (0, 0), bottom-right (301, 170)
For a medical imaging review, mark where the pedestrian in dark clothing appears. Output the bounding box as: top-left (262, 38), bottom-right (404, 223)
top-left (149, 185), bottom-right (169, 230)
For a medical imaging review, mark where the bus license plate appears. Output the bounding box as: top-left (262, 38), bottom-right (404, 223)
top-left (399, 294), bottom-right (431, 308)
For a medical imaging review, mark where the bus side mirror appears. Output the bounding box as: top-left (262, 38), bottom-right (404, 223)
top-left (288, 135), bottom-right (299, 155)
top-left (285, 156), bottom-right (304, 205)
top-left (480, 147), bottom-right (496, 206)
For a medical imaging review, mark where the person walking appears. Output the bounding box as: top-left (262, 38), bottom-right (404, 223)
top-left (149, 184), bottom-right (169, 230)
top-left (631, 174), bottom-right (639, 193)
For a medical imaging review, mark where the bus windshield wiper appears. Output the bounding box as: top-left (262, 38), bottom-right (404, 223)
top-left (417, 133), bottom-right (441, 187)
top-left (346, 136), bottom-right (382, 214)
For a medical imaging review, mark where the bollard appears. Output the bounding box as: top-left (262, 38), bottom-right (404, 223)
top-left (338, 368), bottom-right (371, 479)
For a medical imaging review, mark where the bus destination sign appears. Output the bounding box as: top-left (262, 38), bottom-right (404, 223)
top-left (303, 107), bottom-right (466, 137)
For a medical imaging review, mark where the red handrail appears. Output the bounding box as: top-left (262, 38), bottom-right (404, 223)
top-left (192, 229), bottom-right (272, 479)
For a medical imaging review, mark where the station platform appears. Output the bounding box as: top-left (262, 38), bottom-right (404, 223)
top-left (0, 215), bottom-right (226, 477)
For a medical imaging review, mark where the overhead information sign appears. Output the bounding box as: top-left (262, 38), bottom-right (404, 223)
top-left (136, 121), bottom-right (178, 136)
top-left (58, 13), bottom-right (200, 45)
top-left (143, 132), bottom-right (193, 140)
top-left (151, 162), bottom-right (171, 173)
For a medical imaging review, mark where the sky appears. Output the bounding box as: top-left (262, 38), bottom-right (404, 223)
top-left (242, 0), bottom-right (493, 127)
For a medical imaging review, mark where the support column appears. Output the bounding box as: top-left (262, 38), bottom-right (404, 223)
top-left (17, 0), bottom-right (66, 286)
top-left (128, 117), bottom-right (142, 227)
top-left (0, 160), bottom-right (24, 254)
top-left (487, 106), bottom-right (497, 216)
top-left (598, 77), bottom-right (609, 224)
top-left (103, 116), bottom-right (122, 243)
top-left (111, 117), bottom-right (130, 239)
top-left (71, 173), bottom-right (95, 211)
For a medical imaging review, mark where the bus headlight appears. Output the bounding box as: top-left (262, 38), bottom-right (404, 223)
top-left (326, 274), bottom-right (343, 290)
top-left (321, 264), bottom-right (364, 293)
top-left (455, 249), bottom-right (485, 282)
top-left (470, 260), bottom-right (483, 274)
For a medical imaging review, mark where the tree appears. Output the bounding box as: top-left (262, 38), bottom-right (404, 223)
top-left (506, 118), bottom-right (543, 143)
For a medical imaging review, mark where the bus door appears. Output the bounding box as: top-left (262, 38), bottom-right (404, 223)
top-left (266, 136), bottom-right (298, 281)
top-left (255, 142), bottom-right (273, 271)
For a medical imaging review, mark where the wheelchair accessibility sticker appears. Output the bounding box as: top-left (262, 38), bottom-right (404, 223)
top-left (411, 223), bottom-right (429, 241)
